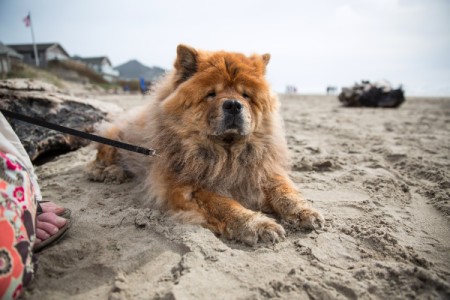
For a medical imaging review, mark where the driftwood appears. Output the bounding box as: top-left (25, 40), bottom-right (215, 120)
top-left (338, 80), bottom-right (405, 108)
top-left (0, 79), bottom-right (121, 162)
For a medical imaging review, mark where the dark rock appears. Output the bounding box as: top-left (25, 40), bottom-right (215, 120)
top-left (0, 79), bottom-right (121, 162)
top-left (338, 80), bottom-right (405, 108)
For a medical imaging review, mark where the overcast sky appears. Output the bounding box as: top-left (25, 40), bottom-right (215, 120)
top-left (1, 0), bottom-right (449, 95)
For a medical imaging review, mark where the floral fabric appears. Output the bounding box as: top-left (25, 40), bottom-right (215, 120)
top-left (0, 151), bottom-right (37, 300)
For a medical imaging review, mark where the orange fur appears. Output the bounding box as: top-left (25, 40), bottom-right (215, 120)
top-left (87, 45), bottom-right (324, 245)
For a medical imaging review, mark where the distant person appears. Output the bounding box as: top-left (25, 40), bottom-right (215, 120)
top-left (326, 86), bottom-right (337, 95)
top-left (139, 77), bottom-right (147, 96)
top-left (286, 85), bottom-right (297, 95)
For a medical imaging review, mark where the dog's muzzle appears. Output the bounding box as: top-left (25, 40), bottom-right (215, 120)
top-left (222, 99), bottom-right (244, 130)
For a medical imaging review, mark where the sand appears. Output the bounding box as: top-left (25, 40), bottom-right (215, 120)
top-left (24, 94), bottom-right (450, 299)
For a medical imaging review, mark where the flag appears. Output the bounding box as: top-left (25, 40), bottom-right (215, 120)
top-left (23, 14), bottom-right (31, 27)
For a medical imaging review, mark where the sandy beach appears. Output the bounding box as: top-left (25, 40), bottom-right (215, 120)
top-left (24, 93), bottom-right (450, 299)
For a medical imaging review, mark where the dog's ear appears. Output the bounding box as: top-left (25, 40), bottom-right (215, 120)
top-left (261, 53), bottom-right (271, 66)
top-left (252, 53), bottom-right (270, 74)
top-left (175, 44), bottom-right (198, 83)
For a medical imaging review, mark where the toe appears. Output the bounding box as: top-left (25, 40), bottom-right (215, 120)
top-left (37, 221), bottom-right (60, 236)
top-left (254, 218), bottom-right (286, 244)
top-left (315, 213), bottom-right (325, 228)
top-left (36, 228), bottom-right (50, 240)
top-left (298, 208), bottom-right (325, 229)
top-left (40, 202), bottom-right (65, 215)
top-left (37, 212), bottom-right (67, 228)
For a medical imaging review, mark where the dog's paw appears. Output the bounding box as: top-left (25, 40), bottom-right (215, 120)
top-left (287, 206), bottom-right (324, 230)
top-left (86, 162), bottom-right (128, 183)
top-left (234, 214), bottom-right (286, 246)
top-left (86, 162), bottom-right (105, 182)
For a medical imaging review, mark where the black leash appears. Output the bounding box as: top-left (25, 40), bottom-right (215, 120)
top-left (0, 109), bottom-right (155, 156)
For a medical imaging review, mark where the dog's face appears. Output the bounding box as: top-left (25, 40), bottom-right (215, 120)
top-left (161, 45), bottom-right (275, 144)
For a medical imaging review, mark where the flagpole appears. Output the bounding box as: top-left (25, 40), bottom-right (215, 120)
top-left (29, 11), bottom-right (40, 67)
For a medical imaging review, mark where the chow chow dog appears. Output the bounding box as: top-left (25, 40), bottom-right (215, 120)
top-left (87, 45), bottom-right (324, 245)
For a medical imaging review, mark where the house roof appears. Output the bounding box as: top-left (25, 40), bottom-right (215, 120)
top-left (74, 56), bottom-right (112, 66)
top-left (7, 43), bottom-right (70, 57)
top-left (0, 42), bottom-right (23, 59)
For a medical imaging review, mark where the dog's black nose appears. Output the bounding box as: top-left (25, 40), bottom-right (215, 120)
top-left (222, 100), bottom-right (243, 115)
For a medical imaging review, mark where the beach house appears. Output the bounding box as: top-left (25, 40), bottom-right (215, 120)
top-left (73, 56), bottom-right (119, 82)
top-left (7, 43), bottom-right (70, 67)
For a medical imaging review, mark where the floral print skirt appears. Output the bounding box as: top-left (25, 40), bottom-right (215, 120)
top-left (0, 151), bottom-right (37, 300)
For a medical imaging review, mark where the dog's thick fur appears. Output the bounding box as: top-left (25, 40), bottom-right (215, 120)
top-left (87, 45), bottom-right (324, 245)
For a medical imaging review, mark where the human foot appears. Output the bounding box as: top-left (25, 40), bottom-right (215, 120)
top-left (34, 202), bottom-right (71, 251)
top-left (35, 212), bottom-right (68, 244)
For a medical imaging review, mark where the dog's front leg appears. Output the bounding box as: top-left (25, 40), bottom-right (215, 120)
top-left (264, 174), bottom-right (324, 230)
top-left (86, 125), bottom-right (128, 183)
top-left (167, 186), bottom-right (285, 245)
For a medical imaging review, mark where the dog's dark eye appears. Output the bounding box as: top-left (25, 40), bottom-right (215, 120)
top-left (242, 93), bottom-right (251, 100)
top-left (206, 91), bottom-right (216, 99)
